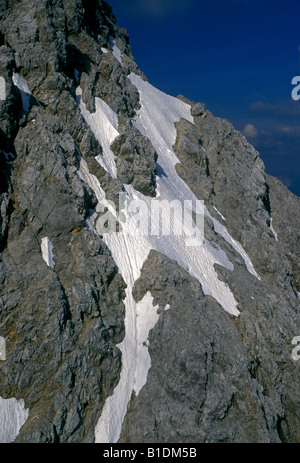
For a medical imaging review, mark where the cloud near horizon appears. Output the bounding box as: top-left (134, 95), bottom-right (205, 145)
top-left (242, 123), bottom-right (271, 140)
top-left (242, 98), bottom-right (300, 195)
top-left (250, 100), bottom-right (300, 118)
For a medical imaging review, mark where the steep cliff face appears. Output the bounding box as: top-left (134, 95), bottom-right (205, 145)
top-left (0, 0), bottom-right (299, 443)
top-left (0, 0), bottom-right (129, 443)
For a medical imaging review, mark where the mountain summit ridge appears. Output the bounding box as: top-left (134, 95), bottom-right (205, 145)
top-left (0, 0), bottom-right (299, 443)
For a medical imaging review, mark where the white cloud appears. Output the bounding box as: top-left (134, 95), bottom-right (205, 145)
top-left (275, 124), bottom-right (300, 136)
top-left (243, 123), bottom-right (259, 138)
top-left (250, 100), bottom-right (300, 117)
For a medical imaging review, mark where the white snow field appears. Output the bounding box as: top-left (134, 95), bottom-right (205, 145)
top-left (76, 87), bottom-right (118, 178)
top-left (0, 397), bottom-right (29, 443)
top-left (76, 74), bottom-right (261, 443)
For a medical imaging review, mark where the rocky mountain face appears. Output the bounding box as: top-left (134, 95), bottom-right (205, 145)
top-left (0, 0), bottom-right (299, 443)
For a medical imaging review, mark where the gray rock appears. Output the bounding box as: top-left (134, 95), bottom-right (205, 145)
top-left (111, 126), bottom-right (157, 197)
top-left (93, 51), bottom-right (141, 118)
top-left (173, 103), bottom-right (294, 292)
top-left (119, 250), bottom-right (300, 443)
top-left (0, 2), bottom-right (129, 439)
top-left (173, 118), bottom-right (214, 200)
top-left (266, 174), bottom-right (300, 291)
top-left (0, 0), bottom-right (300, 445)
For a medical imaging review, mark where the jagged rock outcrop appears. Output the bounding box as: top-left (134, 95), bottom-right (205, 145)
top-left (0, 0), bottom-right (131, 442)
top-left (266, 174), bottom-right (300, 291)
top-left (173, 103), bottom-right (297, 292)
top-left (118, 106), bottom-right (300, 442)
top-left (0, 99), bottom-right (127, 442)
top-left (0, 0), bottom-right (299, 444)
top-left (120, 247), bottom-right (300, 442)
top-left (111, 126), bottom-right (157, 197)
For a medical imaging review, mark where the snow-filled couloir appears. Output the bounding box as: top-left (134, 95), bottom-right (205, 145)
top-left (76, 73), bottom-right (261, 443)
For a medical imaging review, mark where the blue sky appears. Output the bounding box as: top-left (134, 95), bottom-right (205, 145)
top-left (107, 0), bottom-right (300, 196)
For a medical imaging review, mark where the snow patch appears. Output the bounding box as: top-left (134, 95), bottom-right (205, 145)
top-left (41, 237), bottom-right (55, 269)
top-left (211, 217), bottom-right (261, 280)
top-left (0, 76), bottom-right (6, 101)
top-left (129, 72), bottom-right (260, 284)
top-left (213, 206), bottom-right (226, 221)
top-left (0, 336), bottom-right (5, 361)
top-left (78, 82), bottom-right (239, 444)
top-left (94, 290), bottom-right (162, 444)
top-left (134, 292), bottom-right (160, 396)
top-left (76, 87), bottom-right (118, 178)
top-left (79, 160), bottom-right (156, 443)
top-left (270, 218), bottom-right (278, 242)
top-left (109, 36), bottom-right (122, 65)
top-left (78, 73), bottom-right (261, 444)
top-left (129, 73), bottom-right (194, 169)
top-left (0, 397), bottom-right (29, 443)
top-left (12, 73), bottom-right (32, 113)
top-left (85, 209), bottom-right (98, 232)
top-left (76, 169), bottom-right (85, 182)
